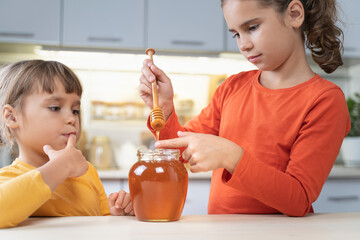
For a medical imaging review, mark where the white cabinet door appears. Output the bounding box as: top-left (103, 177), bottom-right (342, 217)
top-left (63, 0), bottom-right (145, 49)
top-left (147, 0), bottom-right (225, 52)
top-left (182, 179), bottom-right (211, 215)
top-left (0, 0), bottom-right (60, 45)
top-left (101, 179), bottom-right (122, 196)
top-left (338, 0), bottom-right (360, 57)
top-left (313, 179), bottom-right (360, 213)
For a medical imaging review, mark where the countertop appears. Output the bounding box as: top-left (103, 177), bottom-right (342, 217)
top-left (1, 213), bottom-right (360, 240)
top-left (98, 165), bottom-right (360, 180)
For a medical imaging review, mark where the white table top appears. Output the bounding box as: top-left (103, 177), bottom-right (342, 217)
top-left (1, 213), bottom-right (360, 240)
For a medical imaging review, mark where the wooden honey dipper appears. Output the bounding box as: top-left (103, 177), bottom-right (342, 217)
top-left (146, 48), bottom-right (165, 140)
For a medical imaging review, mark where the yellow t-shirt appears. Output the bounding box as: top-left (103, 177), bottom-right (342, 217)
top-left (0, 159), bottom-right (110, 228)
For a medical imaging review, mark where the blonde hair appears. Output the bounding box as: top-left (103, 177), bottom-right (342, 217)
top-left (221, 0), bottom-right (343, 73)
top-left (0, 60), bottom-right (83, 145)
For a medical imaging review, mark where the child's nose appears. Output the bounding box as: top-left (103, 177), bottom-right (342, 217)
top-left (66, 111), bottom-right (77, 125)
top-left (238, 37), bottom-right (253, 52)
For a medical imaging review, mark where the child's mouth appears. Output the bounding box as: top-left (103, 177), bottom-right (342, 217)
top-left (248, 54), bottom-right (261, 63)
top-left (63, 132), bottom-right (76, 138)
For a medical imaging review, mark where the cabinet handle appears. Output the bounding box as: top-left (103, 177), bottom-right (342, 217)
top-left (88, 37), bottom-right (122, 43)
top-left (328, 195), bottom-right (359, 202)
top-left (171, 40), bottom-right (204, 46)
top-left (0, 32), bottom-right (34, 38)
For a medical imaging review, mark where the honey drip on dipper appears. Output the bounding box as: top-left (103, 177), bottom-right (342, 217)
top-left (146, 48), bottom-right (165, 142)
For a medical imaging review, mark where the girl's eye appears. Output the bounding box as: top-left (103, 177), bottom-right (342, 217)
top-left (232, 33), bottom-right (240, 39)
top-left (49, 106), bottom-right (60, 112)
top-left (249, 24), bottom-right (259, 31)
top-left (72, 109), bottom-right (80, 115)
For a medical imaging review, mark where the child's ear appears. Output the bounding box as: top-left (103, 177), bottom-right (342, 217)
top-left (2, 104), bottom-right (20, 129)
top-left (287, 0), bottom-right (305, 29)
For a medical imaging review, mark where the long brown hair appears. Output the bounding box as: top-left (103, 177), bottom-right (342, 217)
top-left (221, 0), bottom-right (343, 73)
top-left (0, 60), bottom-right (83, 145)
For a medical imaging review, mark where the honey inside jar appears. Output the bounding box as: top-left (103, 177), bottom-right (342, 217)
top-left (128, 149), bottom-right (188, 222)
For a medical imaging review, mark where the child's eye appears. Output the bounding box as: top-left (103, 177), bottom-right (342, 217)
top-left (72, 109), bottom-right (80, 115)
top-left (249, 24), bottom-right (259, 32)
top-left (232, 33), bottom-right (240, 39)
top-left (49, 106), bottom-right (60, 112)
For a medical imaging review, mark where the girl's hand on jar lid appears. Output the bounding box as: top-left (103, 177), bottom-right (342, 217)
top-left (155, 131), bottom-right (243, 174)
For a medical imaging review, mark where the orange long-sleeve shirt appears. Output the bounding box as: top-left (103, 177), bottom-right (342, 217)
top-left (157, 70), bottom-right (350, 216)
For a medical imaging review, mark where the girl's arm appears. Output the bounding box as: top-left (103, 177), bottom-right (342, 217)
top-left (0, 135), bottom-right (89, 228)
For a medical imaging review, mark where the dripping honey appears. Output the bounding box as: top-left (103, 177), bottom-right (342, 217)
top-left (155, 131), bottom-right (160, 142)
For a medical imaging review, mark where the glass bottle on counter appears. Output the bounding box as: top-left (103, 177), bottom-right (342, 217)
top-left (128, 149), bottom-right (188, 222)
top-left (89, 136), bottom-right (113, 170)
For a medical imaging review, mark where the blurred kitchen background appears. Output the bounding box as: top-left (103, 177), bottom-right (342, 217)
top-left (0, 0), bottom-right (360, 214)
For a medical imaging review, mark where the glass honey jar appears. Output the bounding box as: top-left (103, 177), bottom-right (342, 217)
top-left (128, 149), bottom-right (188, 222)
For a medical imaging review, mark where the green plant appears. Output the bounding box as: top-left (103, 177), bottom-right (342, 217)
top-left (347, 93), bottom-right (360, 137)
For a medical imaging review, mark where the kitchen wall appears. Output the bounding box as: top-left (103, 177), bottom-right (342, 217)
top-left (349, 64), bottom-right (360, 94)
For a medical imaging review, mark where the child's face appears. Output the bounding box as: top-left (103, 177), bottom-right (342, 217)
top-left (223, 0), bottom-right (300, 71)
top-left (15, 78), bottom-right (81, 155)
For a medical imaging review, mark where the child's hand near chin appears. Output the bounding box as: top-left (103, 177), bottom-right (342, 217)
top-left (108, 190), bottom-right (134, 216)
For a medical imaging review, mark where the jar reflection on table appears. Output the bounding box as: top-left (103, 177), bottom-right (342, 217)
top-left (128, 149), bottom-right (188, 222)
top-left (89, 136), bottom-right (113, 170)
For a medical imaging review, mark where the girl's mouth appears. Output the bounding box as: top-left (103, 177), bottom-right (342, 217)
top-left (248, 54), bottom-right (261, 63)
top-left (63, 132), bottom-right (76, 138)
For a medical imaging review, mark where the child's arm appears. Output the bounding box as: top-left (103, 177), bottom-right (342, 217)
top-left (108, 190), bottom-right (134, 216)
top-left (0, 135), bottom-right (89, 228)
top-left (0, 170), bottom-right (52, 228)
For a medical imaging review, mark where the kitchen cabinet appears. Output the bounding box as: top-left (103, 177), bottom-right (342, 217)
top-left (0, 0), bottom-right (60, 45)
top-left (337, 0), bottom-right (360, 57)
top-left (313, 178), bottom-right (360, 213)
top-left (62, 0), bottom-right (145, 50)
top-left (147, 0), bottom-right (225, 53)
top-left (182, 179), bottom-right (211, 215)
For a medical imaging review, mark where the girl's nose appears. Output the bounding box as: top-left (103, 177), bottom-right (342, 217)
top-left (238, 37), bottom-right (253, 52)
top-left (66, 111), bottom-right (77, 125)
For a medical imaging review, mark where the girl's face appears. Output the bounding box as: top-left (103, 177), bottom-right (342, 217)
top-left (223, 0), bottom-right (300, 71)
top-left (15, 78), bottom-right (81, 159)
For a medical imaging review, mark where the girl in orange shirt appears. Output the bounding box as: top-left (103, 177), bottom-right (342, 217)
top-left (139, 0), bottom-right (350, 216)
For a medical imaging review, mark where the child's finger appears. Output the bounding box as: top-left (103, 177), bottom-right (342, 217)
top-left (121, 193), bottom-right (132, 209)
top-left (155, 137), bottom-right (189, 149)
top-left (66, 134), bottom-right (76, 148)
top-left (124, 202), bottom-right (133, 215)
top-left (129, 210), bottom-right (135, 216)
top-left (177, 131), bottom-right (195, 137)
top-left (43, 145), bottom-right (55, 156)
top-left (108, 192), bottom-right (119, 208)
top-left (115, 191), bottom-right (126, 209)
top-left (150, 65), bottom-right (169, 84)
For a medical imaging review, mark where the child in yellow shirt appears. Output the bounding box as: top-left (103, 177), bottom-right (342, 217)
top-left (0, 60), bottom-right (134, 228)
